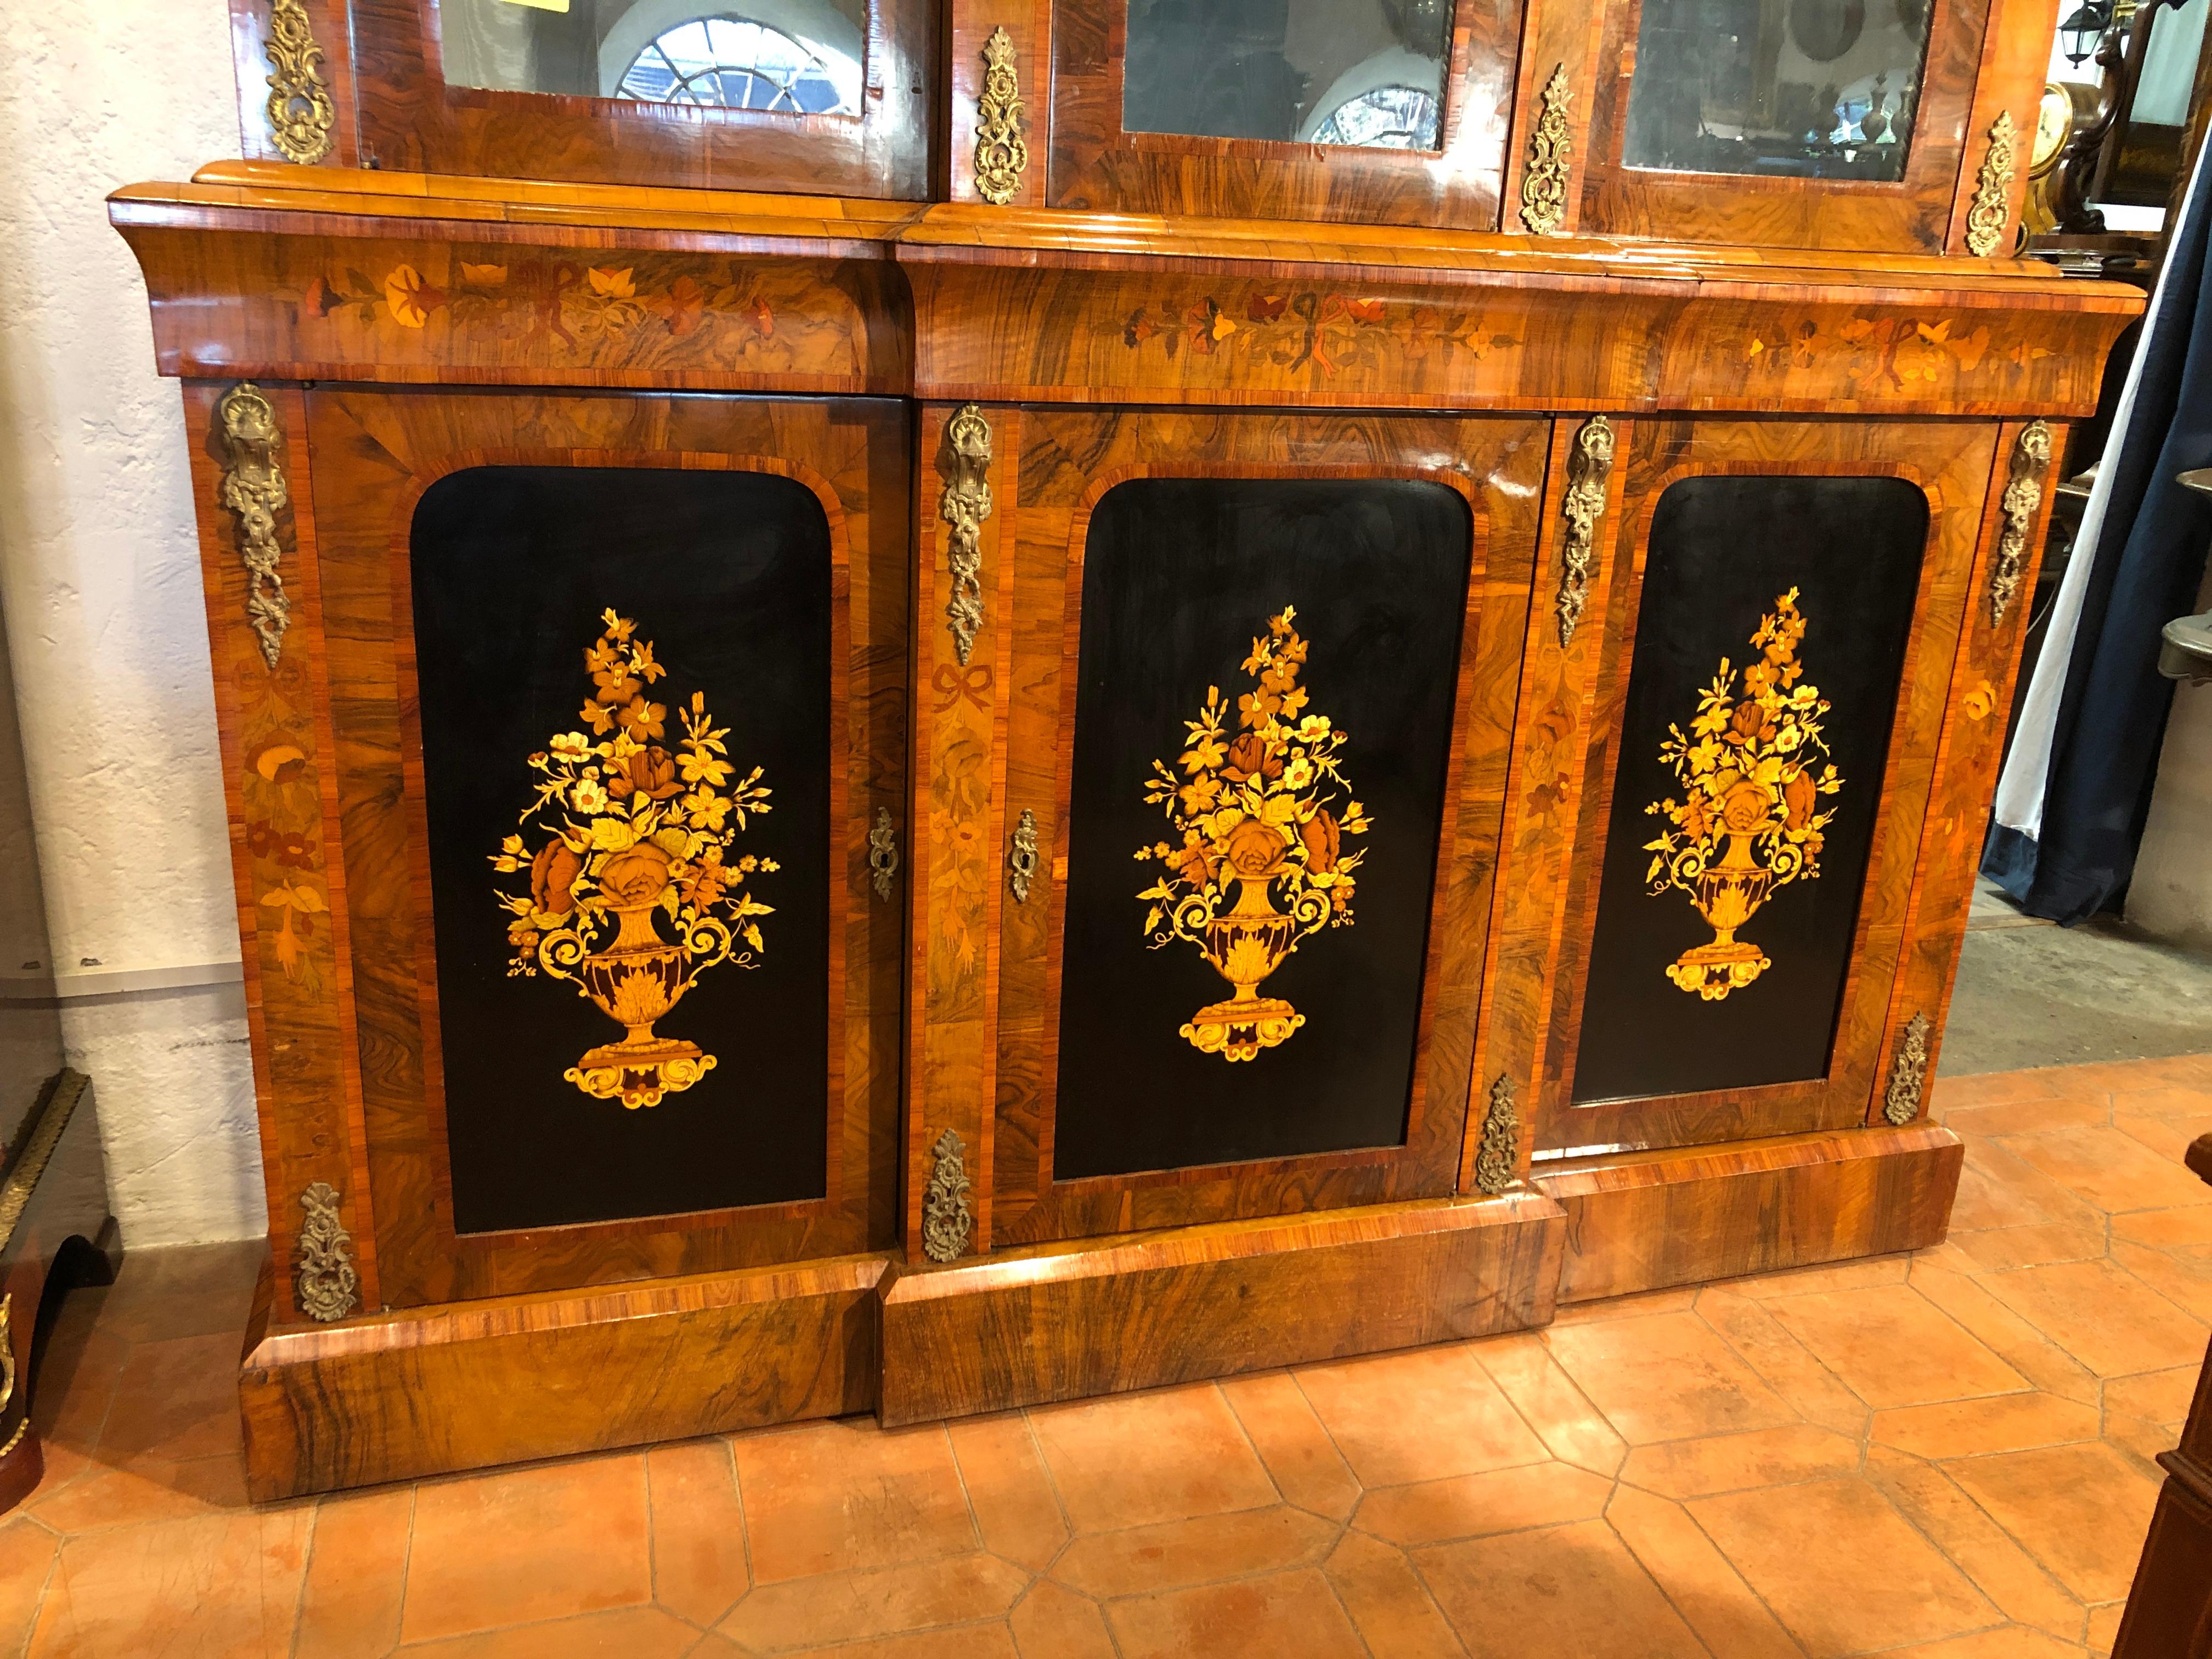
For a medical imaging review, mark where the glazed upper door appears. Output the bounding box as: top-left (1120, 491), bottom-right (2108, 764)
top-left (329, 0), bottom-right (935, 195)
top-left (307, 388), bottom-right (906, 1306)
top-left (947, 0), bottom-right (1525, 225)
top-left (1515, 417), bottom-right (2001, 1160)
top-left (1504, 0), bottom-right (2053, 252)
top-left (910, 407), bottom-right (1546, 1257)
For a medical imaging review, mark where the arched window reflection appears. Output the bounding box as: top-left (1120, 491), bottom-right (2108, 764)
top-left (615, 16), bottom-right (859, 114)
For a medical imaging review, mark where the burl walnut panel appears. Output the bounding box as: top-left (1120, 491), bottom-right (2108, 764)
top-left (239, 1251), bottom-right (889, 1500)
top-left (1535, 1122), bottom-right (1966, 1302)
top-left (878, 1191), bottom-right (1565, 1425)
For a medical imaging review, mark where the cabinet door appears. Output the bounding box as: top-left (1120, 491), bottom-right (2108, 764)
top-left (911, 408), bottom-right (1547, 1255)
top-left (1506, 0), bottom-right (2050, 252)
top-left (342, 0), bottom-right (935, 197)
top-left (1531, 418), bottom-right (1999, 1158)
top-left (995, 0), bottom-right (1524, 227)
top-left (308, 390), bottom-right (906, 1305)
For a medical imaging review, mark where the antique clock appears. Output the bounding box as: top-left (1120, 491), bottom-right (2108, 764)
top-left (105, 0), bottom-right (2139, 1496)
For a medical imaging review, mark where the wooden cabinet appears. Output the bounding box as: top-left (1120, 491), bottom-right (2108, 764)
top-left (115, 0), bottom-right (2147, 1497)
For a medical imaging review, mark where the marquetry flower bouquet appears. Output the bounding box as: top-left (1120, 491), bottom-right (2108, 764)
top-left (490, 610), bottom-right (775, 1108)
top-left (1643, 587), bottom-right (1842, 1002)
top-left (1135, 606), bottom-right (1371, 1061)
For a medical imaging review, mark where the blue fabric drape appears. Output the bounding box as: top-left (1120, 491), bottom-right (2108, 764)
top-left (1984, 148), bottom-right (2212, 922)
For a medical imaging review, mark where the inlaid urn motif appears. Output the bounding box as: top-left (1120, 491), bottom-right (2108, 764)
top-left (1136, 607), bottom-right (1369, 1061)
top-left (492, 610), bottom-right (776, 1108)
top-left (1644, 587), bottom-right (1841, 1001)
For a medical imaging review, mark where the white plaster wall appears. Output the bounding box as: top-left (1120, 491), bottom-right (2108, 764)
top-left (2131, 560), bottom-right (2212, 952)
top-left (0, 0), bottom-right (266, 1244)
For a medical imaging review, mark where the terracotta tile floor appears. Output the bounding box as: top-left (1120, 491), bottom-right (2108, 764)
top-left (7, 1052), bottom-right (2211, 1658)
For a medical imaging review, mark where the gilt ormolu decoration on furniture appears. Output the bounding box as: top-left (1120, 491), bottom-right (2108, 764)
top-left (940, 404), bottom-right (992, 667)
top-left (973, 27), bottom-right (1028, 206)
top-left (870, 808), bottom-right (899, 902)
top-left (1007, 808), bottom-right (1039, 904)
top-left (1990, 420), bottom-right (2054, 625)
top-left (493, 610), bottom-right (777, 1111)
top-left (1520, 65), bottom-right (1573, 235)
top-left (1966, 112), bottom-right (2021, 257)
top-left (1136, 607), bottom-right (1370, 1063)
top-left (294, 1181), bottom-right (359, 1323)
top-left (262, 0), bottom-right (334, 167)
top-left (1474, 1076), bottom-right (1520, 1197)
top-left (215, 382), bottom-right (291, 669)
top-left (1884, 1011), bottom-right (1934, 1126)
top-left (1556, 416), bottom-right (1615, 646)
top-left (921, 1129), bottom-right (973, 1262)
top-left (0, 1295), bottom-right (13, 1425)
top-left (1645, 589), bottom-right (1842, 1002)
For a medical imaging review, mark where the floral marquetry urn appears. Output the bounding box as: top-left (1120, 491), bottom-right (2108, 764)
top-left (1644, 588), bottom-right (1842, 1001)
top-left (1136, 607), bottom-right (1370, 1061)
top-left (492, 610), bottom-right (777, 1108)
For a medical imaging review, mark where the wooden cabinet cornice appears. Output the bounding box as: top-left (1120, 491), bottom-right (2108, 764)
top-left (115, 165), bottom-right (2136, 414)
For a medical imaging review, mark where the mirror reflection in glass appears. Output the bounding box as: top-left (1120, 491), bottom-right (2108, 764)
top-left (1122, 0), bottom-right (1453, 151)
top-left (437, 0), bottom-right (865, 114)
top-left (1623, 0), bottom-right (1934, 182)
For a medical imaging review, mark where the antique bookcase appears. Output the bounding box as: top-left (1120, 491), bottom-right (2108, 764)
top-left (112, 0), bottom-right (2140, 1493)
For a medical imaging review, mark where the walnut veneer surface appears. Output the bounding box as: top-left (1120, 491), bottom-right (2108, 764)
top-left (108, 134), bottom-right (2145, 1490)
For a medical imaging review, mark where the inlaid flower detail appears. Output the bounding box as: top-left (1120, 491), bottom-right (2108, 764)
top-left (1136, 607), bottom-right (1370, 1061)
top-left (1644, 589), bottom-right (1842, 1001)
top-left (491, 610), bottom-right (776, 1108)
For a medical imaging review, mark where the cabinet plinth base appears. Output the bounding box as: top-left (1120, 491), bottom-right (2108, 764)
top-left (877, 1191), bottom-right (1566, 1427)
top-left (1533, 1122), bottom-right (1965, 1304)
top-left (239, 1251), bottom-right (891, 1502)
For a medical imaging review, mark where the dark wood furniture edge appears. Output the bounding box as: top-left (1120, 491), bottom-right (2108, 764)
top-left (238, 1250), bottom-right (892, 1500)
top-left (2112, 1130), bottom-right (2212, 1658)
top-left (1533, 1124), bottom-right (1967, 1303)
top-left (877, 1192), bottom-right (1566, 1425)
top-left (0, 1070), bottom-right (122, 1514)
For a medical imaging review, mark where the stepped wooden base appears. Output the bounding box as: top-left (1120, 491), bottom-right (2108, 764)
top-left (878, 1191), bottom-right (1566, 1426)
top-left (239, 1252), bottom-right (890, 1501)
top-left (1532, 1122), bottom-right (1966, 1303)
top-left (233, 1125), bottom-right (1966, 1493)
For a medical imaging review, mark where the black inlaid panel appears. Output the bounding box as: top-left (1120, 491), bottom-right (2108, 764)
top-left (1053, 478), bottom-right (1472, 1181)
top-left (411, 466), bottom-right (831, 1234)
top-left (1571, 475), bottom-right (1928, 1107)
